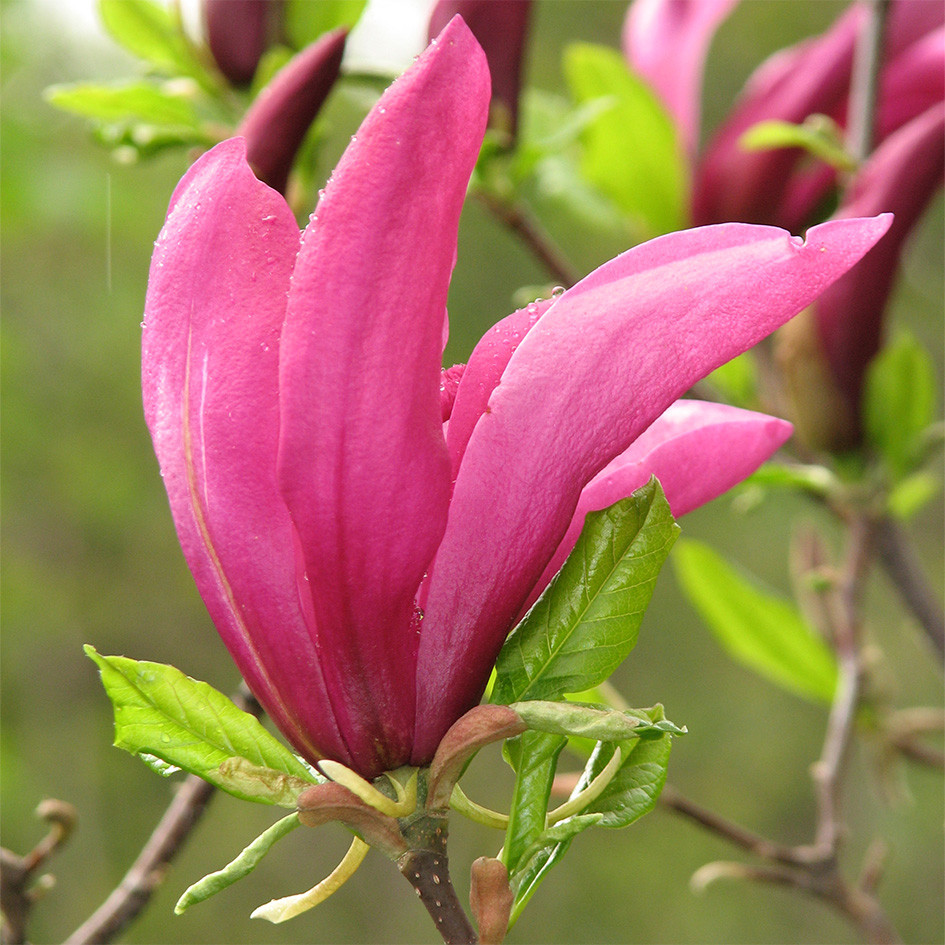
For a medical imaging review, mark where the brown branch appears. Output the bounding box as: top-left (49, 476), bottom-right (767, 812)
top-left (474, 189), bottom-right (579, 290)
top-left (810, 512), bottom-right (874, 856)
top-left (1, 800), bottom-right (77, 945)
top-left (658, 509), bottom-right (906, 943)
top-left (874, 516), bottom-right (945, 660)
top-left (845, 0), bottom-right (891, 163)
top-left (64, 686), bottom-right (260, 945)
top-left (659, 786), bottom-right (812, 868)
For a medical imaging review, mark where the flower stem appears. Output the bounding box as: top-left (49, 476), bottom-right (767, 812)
top-left (397, 812), bottom-right (477, 945)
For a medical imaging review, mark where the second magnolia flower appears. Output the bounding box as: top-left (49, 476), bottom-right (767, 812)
top-left (142, 17), bottom-right (890, 779)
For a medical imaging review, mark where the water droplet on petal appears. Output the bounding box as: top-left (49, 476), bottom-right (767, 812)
top-left (551, 285), bottom-right (565, 299)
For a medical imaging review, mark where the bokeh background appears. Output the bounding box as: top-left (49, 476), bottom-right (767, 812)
top-left (2, 1), bottom-right (942, 942)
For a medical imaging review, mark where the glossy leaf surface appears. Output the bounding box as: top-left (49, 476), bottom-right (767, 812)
top-left (492, 479), bottom-right (678, 706)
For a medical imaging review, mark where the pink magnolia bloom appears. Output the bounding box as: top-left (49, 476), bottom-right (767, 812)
top-left (143, 17), bottom-right (890, 778)
top-left (692, 0), bottom-right (944, 229)
top-left (623, 0), bottom-right (738, 155)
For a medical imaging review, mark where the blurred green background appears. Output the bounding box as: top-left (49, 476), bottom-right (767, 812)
top-left (2, 1), bottom-right (942, 942)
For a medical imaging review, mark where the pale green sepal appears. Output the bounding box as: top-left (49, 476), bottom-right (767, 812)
top-left (175, 813), bottom-right (301, 913)
top-left (510, 700), bottom-right (685, 741)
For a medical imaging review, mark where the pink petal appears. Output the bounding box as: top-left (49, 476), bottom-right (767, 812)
top-left (276, 17), bottom-right (490, 774)
top-left (522, 400), bottom-right (793, 613)
top-left (142, 139), bottom-right (351, 768)
top-left (623, 0), bottom-right (738, 154)
top-left (445, 296), bottom-right (555, 478)
top-left (413, 215), bottom-right (891, 761)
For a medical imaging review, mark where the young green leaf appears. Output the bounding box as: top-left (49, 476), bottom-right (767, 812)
top-left (510, 700), bottom-right (685, 742)
top-left (672, 540), bottom-right (837, 702)
top-left (285, 0), bottom-right (367, 49)
top-left (502, 730), bottom-right (566, 875)
top-left (98, 0), bottom-right (211, 84)
top-left (864, 332), bottom-right (937, 479)
top-left (45, 81), bottom-right (201, 128)
top-left (739, 115), bottom-right (857, 173)
top-left (579, 733), bottom-right (672, 829)
top-left (492, 479), bottom-right (679, 706)
top-left (507, 813), bottom-right (602, 927)
top-left (175, 813), bottom-right (301, 913)
top-left (84, 647), bottom-right (317, 803)
top-left (565, 43), bottom-right (688, 239)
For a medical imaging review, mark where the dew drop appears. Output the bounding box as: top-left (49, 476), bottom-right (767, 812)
top-left (551, 285), bottom-right (566, 299)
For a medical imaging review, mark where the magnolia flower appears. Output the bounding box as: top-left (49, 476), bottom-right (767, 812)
top-left (143, 17), bottom-right (889, 778)
top-left (691, 0), bottom-right (944, 228)
top-left (779, 102), bottom-right (945, 448)
top-left (622, 0), bottom-right (738, 156)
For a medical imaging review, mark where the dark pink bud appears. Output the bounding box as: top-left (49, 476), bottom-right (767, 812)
top-left (429, 2), bottom-right (531, 141)
top-left (204, 0), bottom-right (283, 87)
top-left (815, 103), bottom-right (944, 425)
top-left (237, 28), bottom-right (347, 194)
top-left (694, 0), bottom-right (944, 229)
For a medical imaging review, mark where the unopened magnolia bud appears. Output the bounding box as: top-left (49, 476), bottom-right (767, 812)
top-left (428, 1), bottom-right (532, 144)
top-left (470, 857), bottom-right (513, 944)
top-left (205, 0), bottom-right (283, 87)
top-left (775, 307), bottom-right (857, 453)
top-left (238, 28), bottom-right (347, 195)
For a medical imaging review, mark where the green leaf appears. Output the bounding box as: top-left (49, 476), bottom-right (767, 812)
top-left (580, 733), bottom-right (672, 828)
top-left (744, 461), bottom-right (837, 498)
top-left (98, 0), bottom-right (209, 81)
top-left (887, 471), bottom-right (939, 520)
top-left (706, 352), bottom-right (757, 408)
top-left (502, 731), bottom-right (566, 875)
top-left (175, 813), bottom-right (301, 913)
top-left (84, 647), bottom-right (317, 804)
top-left (672, 541), bottom-right (837, 702)
top-left (864, 332), bottom-right (938, 478)
top-left (491, 478), bottom-right (679, 706)
top-left (507, 813), bottom-right (602, 927)
top-left (285, 0), bottom-right (367, 48)
top-left (564, 43), bottom-right (687, 239)
top-left (740, 115), bottom-right (857, 173)
top-left (45, 81), bottom-right (201, 128)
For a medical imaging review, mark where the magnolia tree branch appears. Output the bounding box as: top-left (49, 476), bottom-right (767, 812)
top-left (874, 516), bottom-right (945, 659)
top-left (658, 511), bottom-right (904, 944)
top-left (64, 687), bottom-right (260, 945)
top-left (474, 188), bottom-right (580, 290)
top-left (846, 0), bottom-right (891, 162)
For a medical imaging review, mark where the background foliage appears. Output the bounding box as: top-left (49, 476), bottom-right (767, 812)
top-left (2, 1), bottom-right (942, 942)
